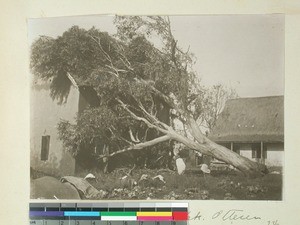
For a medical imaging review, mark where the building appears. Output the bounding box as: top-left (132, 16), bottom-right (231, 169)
top-left (208, 96), bottom-right (284, 167)
top-left (30, 76), bottom-right (100, 177)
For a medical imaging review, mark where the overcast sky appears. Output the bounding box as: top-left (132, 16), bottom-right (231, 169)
top-left (28, 14), bottom-right (284, 98)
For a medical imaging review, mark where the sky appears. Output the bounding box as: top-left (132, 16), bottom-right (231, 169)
top-left (28, 14), bottom-right (284, 98)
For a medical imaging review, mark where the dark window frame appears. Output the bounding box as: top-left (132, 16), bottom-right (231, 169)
top-left (251, 143), bottom-right (261, 159)
top-left (41, 135), bottom-right (50, 161)
top-left (263, 143), bottom-right (267, 159)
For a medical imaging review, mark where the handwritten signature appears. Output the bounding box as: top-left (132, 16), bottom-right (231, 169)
top-left (189, 209), bottom-right (262, 222)
top-left (212, 209), bottom-right (261, 221)
top-left (189, 211), bottom-right (204, 220)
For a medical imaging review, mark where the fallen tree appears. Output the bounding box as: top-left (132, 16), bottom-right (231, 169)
top-left (30, 16), bottom-right (268, 177)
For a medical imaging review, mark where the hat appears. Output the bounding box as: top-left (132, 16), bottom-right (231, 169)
top-left (201, 164), bottom-right (211, 174)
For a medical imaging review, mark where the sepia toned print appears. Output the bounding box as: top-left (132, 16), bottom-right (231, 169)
top-left (29, 15), bottom-right (284, 200)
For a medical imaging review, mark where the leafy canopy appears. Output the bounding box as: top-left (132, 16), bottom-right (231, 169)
top-left (31, 16), bottom-right (236, 166)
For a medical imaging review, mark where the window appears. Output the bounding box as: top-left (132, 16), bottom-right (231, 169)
top-left (251, 143), bottom-right (268, 159)
top-left (263, 144), bottom-right (267, 159)
top-left (233, 144), bottom-right (240, 154)
top-left (41, 135), bottom-right (50, 161)
top-left (251, 143), bottom-right (261, 159)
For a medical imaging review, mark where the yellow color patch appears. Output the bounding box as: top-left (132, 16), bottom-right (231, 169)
top-left (136, 212), bottom-right (172, 216)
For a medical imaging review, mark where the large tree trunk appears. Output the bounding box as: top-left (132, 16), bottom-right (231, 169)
top-left (99, 130), bottom-right (268, 177)
top-left (140, 84), bottom-right (268, 177)
top-left (116, 99), bottom-right (268, 178)
top-left (185, 117), bottom-right (268, 177)
top-left (168, 129), bottom-right (268, 177)
top-left (202, 140), bottom-right (268, 177)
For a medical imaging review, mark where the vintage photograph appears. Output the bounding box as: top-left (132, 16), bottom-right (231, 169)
top-left (29, 15), bottom-right (284, 200)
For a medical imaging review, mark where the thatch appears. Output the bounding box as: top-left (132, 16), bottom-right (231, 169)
top-left (209, 96), bottom-right (284, 143)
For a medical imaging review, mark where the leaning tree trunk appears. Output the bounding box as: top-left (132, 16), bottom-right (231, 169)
top-left (202, 140), bottom-right (268, 177)
top-left (114, 98), bottom-right (268, 178)
top-left (98, 128), bottom-right (268, 177)
top-left (169, 128), bottom-right (268, 177)
top-left (185, 117), bottom-right (268, 177)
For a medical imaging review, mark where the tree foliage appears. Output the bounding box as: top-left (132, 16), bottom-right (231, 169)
top-left (196, 84), bottom-right (238, 131)
top-left (31, 16), bottom-right (267, 177)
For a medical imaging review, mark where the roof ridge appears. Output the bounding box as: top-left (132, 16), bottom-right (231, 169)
top-left (227, 95), bottom-right (283, 101)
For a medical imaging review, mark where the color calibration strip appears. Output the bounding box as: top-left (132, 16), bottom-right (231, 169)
top-left (29, 202), bottom-right (188, 225)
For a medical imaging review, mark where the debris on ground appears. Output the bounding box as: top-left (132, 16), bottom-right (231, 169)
top-left (138, 174), bottom-right (151, 187)
top-left (138, 174), bottom-right (150, 183)
top-left (60, 176), bottom-right (108, 199)
top-left (119, 175), bottom-right (137, 189)
top-left (224, 192), bottom-right (236, 200)
top-left (163, 191), bottom-right (180, 200)
top-left (152, 175), bottom-right (166, 184)
top-left (200, 164), bottom-right (211, 174)
top-left (199, 190), bottom-right (209, 199)
top-left (152, 175), bottom-right (166, 185)
top-left (246, 185), bottom-right (268, 197)
top-left (39, 167), bottom-right (281, 200)
top-left (84, 173), bottom-right (96, 179)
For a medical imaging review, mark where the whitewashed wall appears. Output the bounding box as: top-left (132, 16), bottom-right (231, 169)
top-left (30, 83), bottom-right (78, 176)
top-left (239, 143), bottom-right (253, 159)
top-left (239, 143), bottom-right (283, 167)
top-left (265, 143), bottom-right (284, 167)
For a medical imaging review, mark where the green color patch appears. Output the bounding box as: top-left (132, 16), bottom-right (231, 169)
top-left (100, 212), bottom-right (136, 216)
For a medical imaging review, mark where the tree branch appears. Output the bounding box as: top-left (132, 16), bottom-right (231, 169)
top-left (134, 78), bottom-right (183, 115)
top-left (88, 34), bottom-right (123, 78)
top-left (96, 135), bottom-right (171, 159)
top-left (136, 100), bottom-right (170, 131)
top-left (116, 98), bottom-right (168, 134)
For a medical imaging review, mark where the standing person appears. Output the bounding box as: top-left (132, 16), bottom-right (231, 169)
top-left (175, 155), bottom-right (186, 175)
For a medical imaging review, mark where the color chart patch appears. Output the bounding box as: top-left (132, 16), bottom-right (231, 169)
top-left (29, 202), bottom-right (188, 225)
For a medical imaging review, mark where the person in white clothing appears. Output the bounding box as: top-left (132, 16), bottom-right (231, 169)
top-left (175, 155), bottom-right (186, 175)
